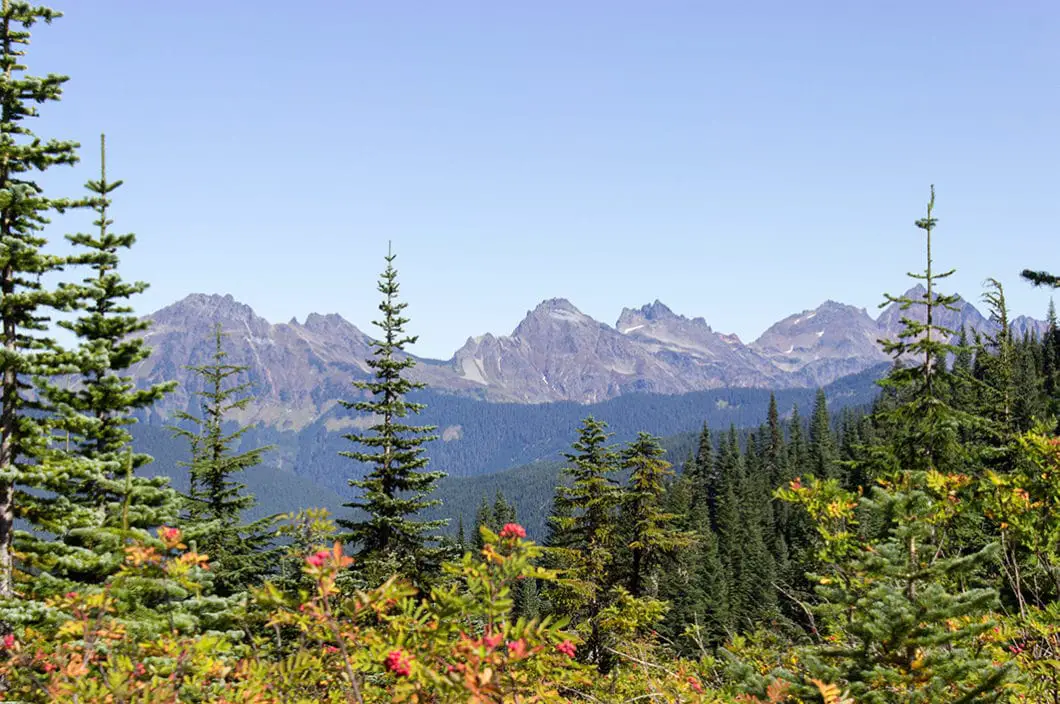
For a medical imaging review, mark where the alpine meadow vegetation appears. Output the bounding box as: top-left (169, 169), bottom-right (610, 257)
top-left (1, 4), bottom-right (1060, 703)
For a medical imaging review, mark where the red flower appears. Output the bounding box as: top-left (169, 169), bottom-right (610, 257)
top-left (385, 649), bottom-right (412, 677)
top-left (134, 662), bottom-right (147, 677)
top-left (687, 676), bottom-right (703, 693)
top-left (1, 633), bottom-right (14, 649)
top-left (484, 633), bottom-right (503, 650)
top-left (499, 523), bottom-right (527, 539)
top-left (306, 550), bottom-right (330, 567)
top-left (159, 526), bottom-right (181, 544)
top-left (556, 640), bottom-right (576, 658)
top-left (64, 591), bottom-right (78, 599)
top-left (324, 645), bottom-right (339, 654)
top-left (507, 638), bottom-right (528, 659)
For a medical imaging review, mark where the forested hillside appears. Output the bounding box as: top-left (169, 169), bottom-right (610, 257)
top-left (2, 3), bottom-right (1060, 703)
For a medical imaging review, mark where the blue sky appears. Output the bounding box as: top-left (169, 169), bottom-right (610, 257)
top-left (30, 1), bottom-right (1059, 358)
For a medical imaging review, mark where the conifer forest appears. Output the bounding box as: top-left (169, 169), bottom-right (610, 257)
top-left (2, 3), bottom-right (1060, 703)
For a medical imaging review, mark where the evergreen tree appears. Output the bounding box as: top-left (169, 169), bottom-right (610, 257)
top-left (949, 326), bottom-right (978, 417)
top-left (659, 470), bottom-right (728, 649)
top-left (1044, 300), bottom-right (1060, 420)
top-left (694, 422), bottom-right (713, 482)
top-left (1021, 268), bottom-right (1060, 289)
top-left (492, 490), bottom-right (516, 528)
top-left (455, 514), bottom-right (466, 552)
top-left (733, 440), bottom-right (777, 625)
top-left (780, 475), bottom-right (1008, 703)
top-left (786, 404), bottom-right (809, 477)
top-left (0, 0), bottom-right (86, 600)
top-left (172, 325), bottom-right (277, 597)
top-left (809, 389), bottom-right (839, 480)
top-left (620, 432), bottom-right (693, 598)
top-left (875, 185), bottom-right (965, 475)
top-left (764, 393), bottom-right (785, 492)
top-left (472, 495), bottom-right (493, 552)
top-left (338, 245), bottom-right (446, 584)
top-left (544, 416), bottom-right (622, 668)
top-left (978, 279), bottom-right (1017, 432)
top-left (786, 186), bottom-right (1010, 702)
top-left (29, 136), bottom-right (180, 592)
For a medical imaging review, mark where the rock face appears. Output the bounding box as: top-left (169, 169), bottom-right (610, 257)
top-left (751, 301), bottom-right (885, 386)
top-left (133, 289), bottom-right (1047, 428)
top-left (132, 294), bottom-right (482, 429)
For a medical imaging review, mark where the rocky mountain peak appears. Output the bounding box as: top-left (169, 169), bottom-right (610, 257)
top-left (616, 300), bottom-right (693, 334)
top-left (133, 287), bottom-right (1046, 422)
top-left (301, 312), bottom-right (352, 332)
top-left (639, 299), bottom-right (676, 320)
top-left (532, 298), bottom-right (583, 316)
top-left (151, 293), bottom-right (262, 326)
top-left (513, 298), bottom-right (596, 338)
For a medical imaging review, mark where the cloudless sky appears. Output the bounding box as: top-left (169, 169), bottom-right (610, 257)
top-left (29, 1), bottom-right (1059, 358)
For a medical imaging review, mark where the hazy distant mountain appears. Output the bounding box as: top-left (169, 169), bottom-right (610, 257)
top-left (132, 287), bottom-right (1047, 427)
top-left (751, 301), bottom-right (885, 386)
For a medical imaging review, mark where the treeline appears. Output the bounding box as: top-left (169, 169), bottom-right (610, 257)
top-left (3, 3), bottom-right (1060, 702)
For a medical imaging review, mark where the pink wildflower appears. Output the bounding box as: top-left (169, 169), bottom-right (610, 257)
top-left (556, 640), bottom-right (576, 658)
top-left (306, 550), bottom-right (330, 567)
top-left (499, 523), bottom-right (527, 539)
top-left (507, 638), bottom-right (528, 659)
top-left (385, 649), bottom-right (412, 677)
top-left (1, 633), bottom-right (14, 649)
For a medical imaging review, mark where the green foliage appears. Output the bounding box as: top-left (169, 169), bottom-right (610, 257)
top-left (1022, 269), bottom-right (1060, 289)
top-left (339, 245), bottom-right (447, 586)
top-left (621, 432), bottom-right (694, 598)
top-left (0, 0), bottom-right (86, 601)
top-left (28, 136), bottom-right (181, 596)
top-left (544, 416), bottom-right (623, 667)
top-left (171, 324), bottom-right (278, 597)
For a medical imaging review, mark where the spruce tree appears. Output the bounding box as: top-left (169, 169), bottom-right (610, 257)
top-left (809, 389), bottom-right (839, 481)
top-left (544, 416), bottom-right (622, 667)
top-left (659, 470), bottom-right (728, 649)
top-left (764, 393), bottom-right (785, 492)
top-left (875, 186), bottom-right (968, 475)
top-left (172, 325), bottom-right (277, 597)
top-left (29, 136), bottom-right (180, 591)
top-left (339, 245), bottom-right (446, 584)
top-left (0, 0), bottom-right (85, 599)
top-left (784, 186), bottom-right (1010, 702)
top-left (620, 432), bottom-right (693, 598)
top-left (455, 514), bottom-right (466, 552)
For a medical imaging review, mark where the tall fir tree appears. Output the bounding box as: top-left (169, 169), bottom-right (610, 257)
top-left (544, 416), bottom-right (622, 668)
top-left (0, 0), bottom-right (85, 600)
top-left (659, 465), bottom-right (729, 649)
top-left (29, 136), bottom-right (180, 593)
top-left (784, 186), bottom-right (1009, 702)
top-left (620, 432), bottom-right (693, 598)
top-left (172, 325), bottom-right (277, 597)
top-left (876, 185), bottom-right (966, 475)
top-left (338, 245), bottom-right (446, 584)
top-left (809, 388), bottom-right (839, 481)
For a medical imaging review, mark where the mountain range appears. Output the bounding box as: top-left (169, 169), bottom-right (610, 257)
top-left (131, 285), bottom-right (1048, 430)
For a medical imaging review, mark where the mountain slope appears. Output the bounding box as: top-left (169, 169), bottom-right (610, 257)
top-left (133, 289), bottom-right (1046, 424)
